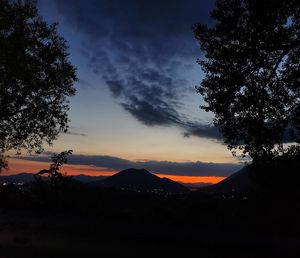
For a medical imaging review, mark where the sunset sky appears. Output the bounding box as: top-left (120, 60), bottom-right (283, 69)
top-left (7, 0), bottom-right (245, 184)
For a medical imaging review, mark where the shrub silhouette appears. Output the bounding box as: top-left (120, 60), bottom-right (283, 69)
top-left (34, 150), bottom-right (73, 188)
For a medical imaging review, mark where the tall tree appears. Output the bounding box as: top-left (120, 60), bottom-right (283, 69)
top-left (194, 0), bottom-right (300, 162)
top-left (0, 0), bottom-right (77, 168)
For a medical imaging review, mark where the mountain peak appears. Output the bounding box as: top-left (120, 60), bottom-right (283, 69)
top-left (101, 168), bottom-right (189, 194)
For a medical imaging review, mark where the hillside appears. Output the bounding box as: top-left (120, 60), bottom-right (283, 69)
top-left (200, 166), bottom-right (258, 194)
top-left (99, 168), bottom-right (189, 194)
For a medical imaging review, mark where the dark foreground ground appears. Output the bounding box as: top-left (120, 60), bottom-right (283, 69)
top-left (0, 182), bottom-right (300, 258)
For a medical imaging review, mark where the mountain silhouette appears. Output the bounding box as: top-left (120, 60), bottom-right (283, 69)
top-left (201, 166), bottom-right (258, 194)
top-left (0, 173), bottom-right (107, 184)
top-left (0, 173), bottom-right (35, 183)
top-left (100, 168), bottom-right (189, 194)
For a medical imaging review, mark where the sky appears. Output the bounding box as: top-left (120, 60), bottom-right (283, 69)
top-left (8, 0), bottom-right (245, 184)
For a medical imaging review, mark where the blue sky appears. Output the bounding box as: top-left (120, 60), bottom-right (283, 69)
top-left (9, 0), bottom-right (244, 182)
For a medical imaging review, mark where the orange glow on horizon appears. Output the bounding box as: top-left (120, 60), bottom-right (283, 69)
top-left (4, 158), bottom-right (225, 184)
top-left (156, 173), bottom-right (225, 184)
top-left (5, 159), bottom-right (115, 176)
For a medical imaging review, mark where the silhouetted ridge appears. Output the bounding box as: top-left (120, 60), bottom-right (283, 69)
top-left (0, 173), bottom-right (107, 184)
top-left (0, 173), bottom-right (35, 183)
top-left (201, 166), bottom-right (257, 194)
top-left (101, 168), bottom-right (189, 194)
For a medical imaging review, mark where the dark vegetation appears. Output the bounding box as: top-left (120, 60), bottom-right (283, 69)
top-left (0, 0), bottom-right (77, 169)
top-left (0, 177), bottom-right (300, 257)
top-left (34, 150), bottom-right (73, 188)
top-left (194, 0), bottom-right (300, 162)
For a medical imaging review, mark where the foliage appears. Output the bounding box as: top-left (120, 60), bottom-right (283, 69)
top-left (0, 152), bottom-right (8, 170)
top-left (250, 145), bottom-right (300, 189)
top-left (0, 0), bottom-right (77, 169)
top-left (194, 0), bottom-right (300, 161)
top-left (34, 150), bottom-right (73, 187)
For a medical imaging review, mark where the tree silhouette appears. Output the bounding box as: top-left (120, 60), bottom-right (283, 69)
top-left (0, 0), bottom-right (77, 169)
top-left (34, 150), bottom-right (73, 187)
top-left (194, 0), bottom-right (300, 162)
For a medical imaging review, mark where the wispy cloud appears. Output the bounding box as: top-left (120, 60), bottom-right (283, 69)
top-left (53, 0), bottom-right (220, 140)
top-left (64, 131), bottom-right (87, 137)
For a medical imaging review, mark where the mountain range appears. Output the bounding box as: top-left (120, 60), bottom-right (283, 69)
top-left (0, 173), bottom-right (107, 184)
top-left (0, 168), bottom-right (189, 194)
top-left (0, 167), bottom-right (256, 194)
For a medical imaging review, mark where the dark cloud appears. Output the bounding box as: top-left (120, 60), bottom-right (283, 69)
top-left (121, 98), bottom-right (181, 126)
top-left (106, 79), bottom-right (125, 98)
top-left (64, 131), bottom-right (87, 137)
top-left (18, 153), bottom-right (242, 177)
top-left (183, 121), bottom-right (222, 140)
top-left (137, 160), bottom-right (242, 177)
top-left (63, 126), bottom-right (87, 137)
top-left (53, 0), bottom-right (218, 139)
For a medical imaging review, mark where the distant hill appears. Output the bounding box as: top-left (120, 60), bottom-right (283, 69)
top-left (72, 174), bottom-right (107, 183)
top-left (98, 168), bottom-right (189, 194)
top-left (200, 166), bottom-right (258, 194)
top-left (0, 173), bottom-right (35, 183)
top-left (0, 171), bottom-right (190, 194)
top-left (0, 173), bottom-right (107, 184)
